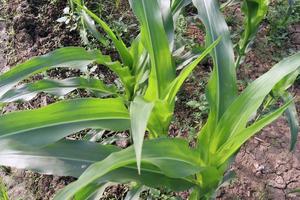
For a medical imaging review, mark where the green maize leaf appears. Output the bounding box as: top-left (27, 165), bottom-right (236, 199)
top-left (0, 47), bottom-right (110, 97)
top-left (210, 52), bottom-right (300, 153)
top-left (165, 37), bottom-right (221, 104)
top-left (192, 0), bottom-right (238, 155)
top-left (130, 96), bottom-right (154, 173)
top-left (76, 4), bottom-right (133, 67)
top-left (0, 98), bottom-right (130, 146)
top-left (53, 138), bottom-right (203, 199)
top-left (171, 0), bottom-right (192, 15)
top-left (147, 100), bottom-right (174, 137)
top-left (214, 100), bottom-right (291, 166)
top-left (272, 68), bottom-right (300, 150)
top-left (0, 140), bottom-right (194, 192)
top-left (0, 77), bottom-right (118, 103)
top-left (94, 164), bottom-right (195, 192)
top-left (158, 0), bottom-right (175, 49)
top-left (75, 182), bottom-right (111, 200)
top-left (0, 139), bottom-right (118, 177)
top-left (130, 0), bottom-right (176, 100)
top-left (272, 68), bottom-right (300, 96)
top-left (282, 93), bottom-right (299, 151)
top-left (104, 61), bottom-right (135, 99)
top-left (239, 0), bottom-right (269, 55)
top-left (81, 11), bottom-right (109, 46)
top-left (189, 188), bottom-right (200, 200)
top-left (129, 36), bottom-right (148, 76)
top-left (197, 167), bottom-right (223, 197)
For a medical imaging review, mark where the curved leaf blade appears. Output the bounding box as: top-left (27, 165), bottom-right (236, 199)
top-left (0, 47), bottom-right (110, 97)
top-left (193, 0), bottom-right (238, 152)
top-left (165, 37), bottom-right (221, 103)
top-left (0, 139), bottom-right (195, 192)
top-left (0, 139), bottom-right (119, 177)
top-left (0, 77), bottom-right (118, 103)
top-left (214, 101), bottom-right (291, 166)
top-left (210, 53), bottom-right (300, 153)
top-left (53, 138), bottom-right (203, 199)
top-left (76, 4), bottom-right (133, 67)
top-left (0, 98), bottom-right (130, 146)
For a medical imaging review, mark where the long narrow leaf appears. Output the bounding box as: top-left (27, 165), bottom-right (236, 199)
top-left (76, 4), bottom-right (133, 67)
top-left (210, 53), bottom-right (300, 153)
top-left (282, 93), bottom-right (299, 151)
top-left (165, 37), bottom-right (221, 103)
top-left (130, 96), bottom-right (154, 173)
top-left (0, 77), bottom-right (118, 102)
top-left (214, 101), bottom-right (291, 166)
top-left (0, 47), bottom-right (110, 97)
top-left (130, 0), bottom-right (175, 100)
top-left (193, 0), bottom-right (238, 151)
top-left (53, 138), bottom-right (203, 199)
top-left (0, 139), bottom-right (195, 192)
top-left (0, 98), bottom-right (130, 146)
top-left (238, 0), bottom-right (269, 56)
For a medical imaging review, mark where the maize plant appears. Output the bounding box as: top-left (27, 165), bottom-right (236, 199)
top-left (0, 0), bottom-right (299, 199)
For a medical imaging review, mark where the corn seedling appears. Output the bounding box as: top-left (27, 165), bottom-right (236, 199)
top-left (0, 0), bottom-right (299, 199)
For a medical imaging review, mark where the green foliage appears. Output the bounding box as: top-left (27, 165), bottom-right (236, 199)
top-left (268, 0), bottom-right (300, 47)
top-left (0, 0), bottom-right (299, 199)
top-left (0, 179), bottom-right (9, 200)
top-left (238, 0), bottom-right (269, 59)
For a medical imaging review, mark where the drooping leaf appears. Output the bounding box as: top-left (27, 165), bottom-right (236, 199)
top-left (0, 139), bottom-right (119, 177)
top-left (130, 96), bottom-right (154, 173)
top-left (0, 77), bottom-right (118, 102)
top-left (0, 139), bottom-right (195, 192)
top-left (0, 47), bottom-right (110, 97)
top-left (272, 68), bottom-right (300, 150)
top-left (0, 98), bottom-right (130, 146)
top-left (53, 138), bottom-right (203, 199)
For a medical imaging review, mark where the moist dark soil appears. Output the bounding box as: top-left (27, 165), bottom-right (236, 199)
top-left (0, 0), bottom-right (300, 199)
